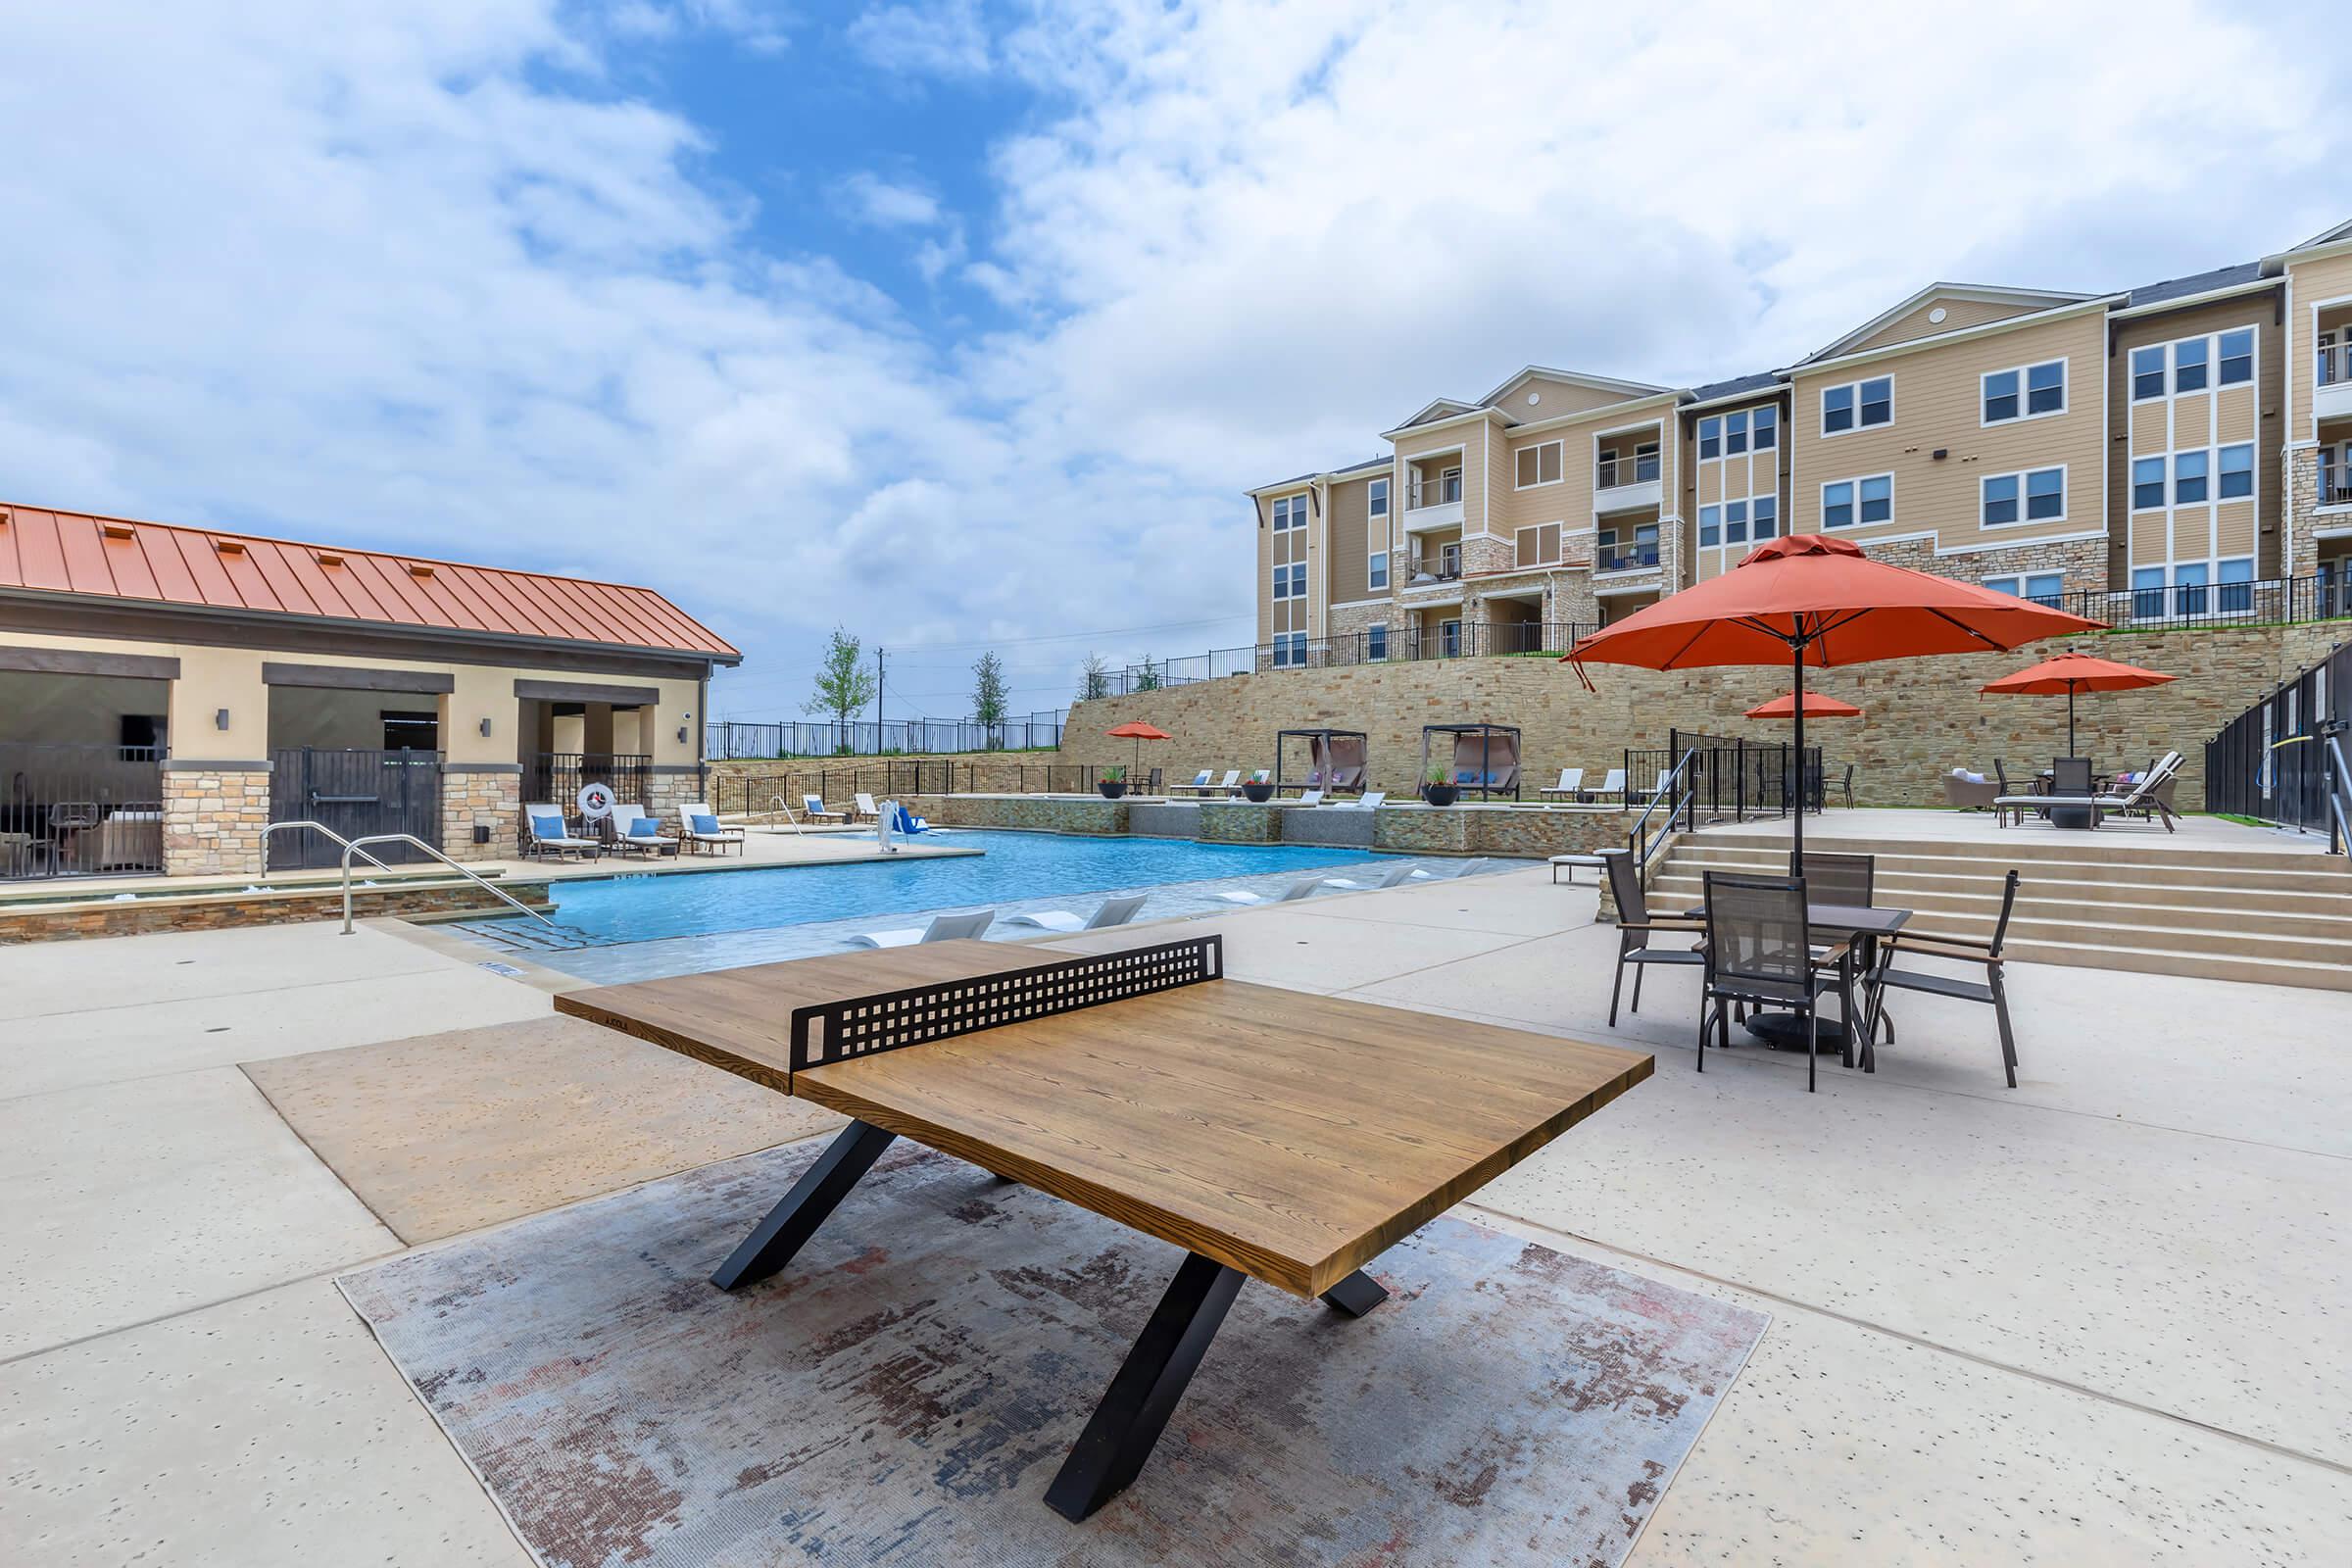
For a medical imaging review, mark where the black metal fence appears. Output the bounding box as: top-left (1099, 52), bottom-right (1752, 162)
top-left (2204, 636), bottom-right (2350, 847)
top-left (706, 713), bottom-right (1065, 760)
top-left (710, 760), bottom-right (1113, 817)
top-left (267, 747), bottom-right (444, 869)
top-left (523, 753), bottom-right (652, 810)
top-left (1625, 732), bottom-right (1827, 819)
top-left (0, 742), bottom-right (166, 879)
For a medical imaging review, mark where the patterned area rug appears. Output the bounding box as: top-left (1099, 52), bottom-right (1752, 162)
top-left (340, 1140), bottom-right (1766, 1568)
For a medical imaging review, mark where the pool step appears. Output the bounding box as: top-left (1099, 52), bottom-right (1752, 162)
top-left (452, 917), bottom-right (597, 953)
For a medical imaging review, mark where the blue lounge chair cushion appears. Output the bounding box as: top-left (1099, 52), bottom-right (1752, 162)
top-left (690, 813), bottom-right (721, 835)
top-left (529, 813), bottom-right (566, 841)
top-left (627, 816), bottom-right (662, 838)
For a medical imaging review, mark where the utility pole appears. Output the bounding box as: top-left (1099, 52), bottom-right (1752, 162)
top-left (874, 646), bottom-right (885, 754)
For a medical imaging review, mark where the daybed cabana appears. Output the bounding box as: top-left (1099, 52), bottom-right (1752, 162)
top-left (1422, 722), bottom-right (1521, 800)
top-left (1274, 728), bottom-right (1368, 796)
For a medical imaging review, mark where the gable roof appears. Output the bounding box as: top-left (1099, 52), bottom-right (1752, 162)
top-left (2123, 260), bottom-right (2269, 310)
top-left (2289, 217), bottom-right (2352, 253)
top-left (0, 500), bottom-right (739, 662)
top-left (1801, 282), bottom-right (2099, 366)
top-left (1478, 365), bottom-right (1667, 409)
top-left (1398, 397), bottom-right (1479, 429)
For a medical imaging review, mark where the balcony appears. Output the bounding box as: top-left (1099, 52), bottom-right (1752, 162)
top-left (1403, 548), bottom-right (1463, 585)
top-left (1594, 450), bottom-right (1663, 515)
top-left (2318, 341), bottom-right (2352, 423)
top-left (1594, 541), bottom-right (1660, 574)
top-left (1402, 475), bottom-right (1465, 532)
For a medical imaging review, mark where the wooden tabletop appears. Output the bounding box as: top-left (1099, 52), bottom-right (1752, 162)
top-left (560, 949), bottom-right (1652, 1300)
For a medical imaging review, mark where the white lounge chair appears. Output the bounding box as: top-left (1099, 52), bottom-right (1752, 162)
top-left (1291, 788), bottom-right (1324, 807)
top-left (849, 907), bottom-right (996, 949)
top-left (522, 805), bottom-right (601, 861)
top-left (1004, 893), bottom-right (1149, 934)
top-left (852, 792), bottom-right (882, 824)
top-left (1172, 769), bottom-right (1216, 796)
top-left (676, 802), bottom-right (745, 856)
top-left (1215, 876), bottom-right (1325, 906)
top-left (801, 793), bottom-right (846, 825)
top-left (1322, 862), bottom-right (1435, 891)
top-left (1595, 767), bottom-right (1627, 801)
top-left (609, 805), bottom-right (674, 858)
top-left (1539, 768), bottom-right (1586, 799)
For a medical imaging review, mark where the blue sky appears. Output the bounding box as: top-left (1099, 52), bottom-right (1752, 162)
top-left (3, 1), bottom-right (2348, 721)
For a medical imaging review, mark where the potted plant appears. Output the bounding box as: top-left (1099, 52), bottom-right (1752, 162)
top-left (1421, 766), bottom-right (1459, 808)
top-left (1098, 764), bottom-right (1128, 800)
top-left (1241, 771), bottom-right (1276, 803)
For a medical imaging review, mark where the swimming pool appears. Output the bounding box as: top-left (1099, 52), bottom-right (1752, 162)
top-left (458, 832), bottom-right (1442, 985)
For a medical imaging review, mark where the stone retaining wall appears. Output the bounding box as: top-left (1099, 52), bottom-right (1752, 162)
top-left (0, 878), bottom-right (521, 944)
top-left (895, 793), bottom-right (1129, 835)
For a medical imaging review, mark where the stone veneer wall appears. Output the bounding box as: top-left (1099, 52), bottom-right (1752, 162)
top-left (162, 766), bottom-right (270, 877)
top-left (0, 879), bottom-right (521, 944)
top-left (442, 765), bottom-right (521, 861)
top-left (1862, 533), bottom-right (2108, 594)
top-left (894, 793), bottom-right (1129, 835)
top-left (2284, 446), bottom-right (2346, 578)
top-left (1059, 619), bottom-right (2348, 813)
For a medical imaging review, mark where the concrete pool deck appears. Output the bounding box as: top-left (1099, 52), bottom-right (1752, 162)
top-left (2, 873), bottom-right (2346, 1564)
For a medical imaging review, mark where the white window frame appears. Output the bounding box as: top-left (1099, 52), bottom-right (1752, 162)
top-left (1697, 416), bottom-right (1721, 461)
top-left (1367, 550), bottom-right (1388, 591)
top-left (1978, 465), bottom-right (2067, 529)
top-left (2130, 344), bottom-right (2168, 403)
top-left (1984, 571), bottom-right (2066, 605)
top-left (1514, 440), bottom-right (1564, 489)
top-left (1820, 472), bottom-right (1893, 529)
top-left (1288, 562), bottom-right (1307, 601)
top-left (1270, 566), bottom-right (1290, 602)
top-left (1818, 374), bottom-right (1892, 438)
top-left (2130, 456), bottom-right (2166, 512)
top-left (1271, 493), bottom-right (1308, 531)
top-left (1366, 624), bottom-right (1388, 662)
top-left (1979, 358), bottom-right (2068, 426)
top-left (1367, 477), bottom-right (1390, 517)
top-left (1752, 404), bottom-right (1779, 450)
top-left (2217, 443), bottom-right (2255, 502)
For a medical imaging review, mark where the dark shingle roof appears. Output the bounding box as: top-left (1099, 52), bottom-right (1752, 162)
top-left (2125, 261), bottom-right (2267, 310)
top-left (1690, 370), bottom-right (1783, 403)
top-left (1329, 454), bottom-right (1391, 475)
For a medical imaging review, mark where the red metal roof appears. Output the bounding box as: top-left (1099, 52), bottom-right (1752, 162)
top-left (0, 501), bottom-right (739, 662)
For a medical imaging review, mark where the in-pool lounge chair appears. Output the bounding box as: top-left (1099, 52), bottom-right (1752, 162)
top-left (1539, 768), bottom-right (1586, 800)
top-left (1337, 790), bottom-right (1388, 810)
top-left (1003, 893), bottom-right (1149, 934)
top-left (523, 805), bottom-right (601, 861)
top-left (676, 802), bottom-right (746, 855)
top-left (609, 805), bottom-right (676, 858)
top-left (1290, 788), bottom-right (1325, 807)
top-left (1215, 876), bottom-right (1325, 906)
top-left (1322, 861), bottom-right (1434, 891)
top-left (848, 907), bottom-right (996, 949)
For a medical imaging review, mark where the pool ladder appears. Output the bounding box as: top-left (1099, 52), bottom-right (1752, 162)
top-left (263, 820), bottom-right (560, 935)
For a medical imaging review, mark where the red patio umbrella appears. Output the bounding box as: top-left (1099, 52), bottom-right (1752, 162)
top-left (1979, 650), bottom-right (2176, 758)
top-left (1744, 690), bottom-right (1864, 720)
top-left (1563, 534), bottom-right (2101, 871)
top-left (1103, 719), bottom-right (1173, 776)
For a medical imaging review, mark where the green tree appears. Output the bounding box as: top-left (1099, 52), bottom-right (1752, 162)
top-left (803, 625), bottom-right (877, 753)
top-left (1076, 652), bottom-right (1111, 704)
top-left (971, 651), bottom-right (1008, 748)
top-left (1133, 656), bottom-right (1161, 693)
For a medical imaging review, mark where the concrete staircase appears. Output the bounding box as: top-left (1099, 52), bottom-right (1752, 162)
top-left (1650, 829), bottom-right (2352, 991)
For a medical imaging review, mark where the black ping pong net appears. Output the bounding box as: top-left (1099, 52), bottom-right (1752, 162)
top-left (786, 934), bottom-right (1223, 1083)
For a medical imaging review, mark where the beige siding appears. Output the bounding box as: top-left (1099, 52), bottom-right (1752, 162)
top-left (1685, 395), bottom-right (1790, 583)
top-left (1845, 295), bottom-right (2050, 356)
top-left (1323, 476), bottom-right (1376, 605)
top-left (1254, 490), bottom-right (1312, 644)
top-left (1790, 310), bottom-right (2108, 555)
top-left (2287, 249), bottom-right (2352, 436)
top-left (1499, 375), bottom-right (1644, 418)
top-left (2110, 295), bottom-right (2278, 580)
top-left (1394, 418), bottom-right (1493, 536)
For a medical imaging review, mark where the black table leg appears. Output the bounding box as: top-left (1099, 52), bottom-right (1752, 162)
top-left (1318, 1269), bottom-right (1389, 1317)
top-left (710, 1119), bottom-right (897, 1291)
top-left (1044, 1251), bottom-right (1246, 1522)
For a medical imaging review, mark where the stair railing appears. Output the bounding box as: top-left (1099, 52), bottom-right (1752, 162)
top-left (1625, 747), bottom-right (1699, 884)
top-left (336, 831), bottom-right (555, 935)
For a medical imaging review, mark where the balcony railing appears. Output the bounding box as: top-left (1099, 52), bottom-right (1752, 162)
top-left (1406, 476), bottom-right (1463, 511)
top-left (1595, 453), bottom-right (1661, 489)
top-left (2319, 341), bottom-right (2347, 388)
top-left (1596, 541), bottom-right (1661, 572)
top-left (1403, 550), bottom-right (1463, 583)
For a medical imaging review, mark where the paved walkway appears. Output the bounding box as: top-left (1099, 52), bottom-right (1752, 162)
top-left (2, 871), bottom-right (2345, 1564)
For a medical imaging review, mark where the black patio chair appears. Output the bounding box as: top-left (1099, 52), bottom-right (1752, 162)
top-left (1866, 869), bottom-right (2023, 1088)
top-left (1603, 849), bottom-right (1704, 1027)
top-left (1697, 870), bottom-right (1854, 1094)
top-left (1838, 762), bottom-right (1856, 809)
top-left (1798, 851), bottom-right (1874, 909)
top-left (1991, 759), bottom-right (2031, 827)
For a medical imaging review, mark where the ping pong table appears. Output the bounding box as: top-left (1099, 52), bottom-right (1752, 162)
top-left (556, 934), bottom-right (1650, 1522)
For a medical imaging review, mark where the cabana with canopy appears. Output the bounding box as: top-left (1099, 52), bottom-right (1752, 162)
top-left (1422, 722), bottom-right (1522, 800)
top-left (1274, 728), bottom-right (1368, 796)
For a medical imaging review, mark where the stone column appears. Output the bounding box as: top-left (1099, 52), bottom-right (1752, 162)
top-left (440, 763), bottom-right (521, 861)
top-left (162, 762), bottom-right (271, 877)
top-left (647, 764), bottom-right (710, 826)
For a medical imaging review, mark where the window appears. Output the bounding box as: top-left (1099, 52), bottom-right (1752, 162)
top-left (2132, 565), bottom-right (2165, 618)
top-left (1981, 360), bottom-right (2063, 424)
top-left (2174, 337), bottom-right (2208, 394)
top-left (2218, 444), bottom-right (2253, 500)
top-left (1725, 498), bottom-right (1749, 545)
top-left (1367, 477), bottom-right (1389, 516)
top-left (1820, 375), bottom-right (1891, 434)
top-left (1982, 473), bottom-right (2019, 525)
top-left (1366, 625), bottom-right (1388, 662)
top-left (1698, 416), bottom-right (1721, 460)
top-left (1752, 494), bottom-right (1778, 538)
top-left (1753, 405), bottom-right (1778, 449)
top-left (2131, 345), bottom-right (2166, 401)
top-left (2026, 467), bottom-right (2064, 520)
top-left (1699, 504), bottom-right (1720, 548)
top-left (1514, 523), bottom-right (1561, 568)
top-left (1726, 411), bottom-right (1749, 454)
top-left (2132, 457), bottom-right (2165, 510)
top-left (1823, 479), bottom-right (1854, 528)
top-left (1986, 572), bottom-right (2064, 606)
top-left (2173, 562), bottom-right (2208, 614)
top-left (1271, 566), bottom-right (1290, 601)
top-left (2219, 329), bottom-right (2254, 386)
top-left (2174, 450), bottom-right (2209, 505)
top-left (1515, 440), bottom-right (1563, 488)
top-left (1636, 442), bottom-right (1660, 480)
top-left (2219, 558), bottom-right (2254, 613)
top-left (1441, 466), bottom-right (1462, 503)
top-left (1271, 494), bottom-right (1307, 530)
top-left (1367, 551), bottom-right (1388, 591)
top-left (1860, 473), bottom-right (1891, 523)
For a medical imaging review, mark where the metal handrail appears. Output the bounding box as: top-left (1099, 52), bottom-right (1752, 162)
top-left (264, 819), bottom-right (397, 874)
top-left (2325, 731), bottom-right (2351, 856)
top-left (767, 795), bottom-right (807, 835)
top-left (1625, 748), bottom-right (1698, 881)
top-left (335, 832), bottom-right (556, 935)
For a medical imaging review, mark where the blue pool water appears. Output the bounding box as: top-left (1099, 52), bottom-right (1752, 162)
top-left (538, 832), bottom-right (1392, 947)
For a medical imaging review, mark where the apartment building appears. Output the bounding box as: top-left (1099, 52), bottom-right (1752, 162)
top-left (1251, 218), bottom-right (2352, 666)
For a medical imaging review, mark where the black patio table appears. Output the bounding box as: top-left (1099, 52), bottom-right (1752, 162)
top-left (1683, 901), bottom-right (1909, 1068)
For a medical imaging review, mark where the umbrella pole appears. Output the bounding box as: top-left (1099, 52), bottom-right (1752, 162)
top-left (2067, 685), bottom-right (2078, 759)
top-left (1790, 641), bottom-right (1806, 874)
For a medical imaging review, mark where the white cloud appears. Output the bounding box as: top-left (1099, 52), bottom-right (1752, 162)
top-left (2, 1), bottom-right (2348, 717)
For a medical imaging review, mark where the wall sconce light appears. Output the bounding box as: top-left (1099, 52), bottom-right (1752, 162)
top-left (215, 709), bottom-right (230, 730)
top-left (479, 717), bottom-right (493, 738)
top-left (676, 726), bottom-right (689, 743)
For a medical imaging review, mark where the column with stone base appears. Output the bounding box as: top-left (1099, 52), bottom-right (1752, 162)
top-left (441, 764), bottom-right (522, 862)
top-left (162, 763), bottom-right (271, 877)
